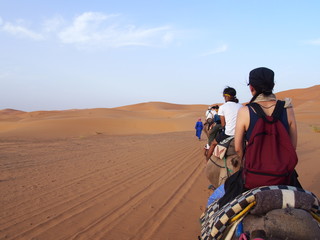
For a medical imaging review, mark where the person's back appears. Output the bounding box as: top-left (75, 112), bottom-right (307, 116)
top-left (212, 106), bottom-right (220, 123)
top-left (218, 101), bottom-right (242, 136)
top-left (205, 87), bottom-right (242, 161)
top-left (219, 67), bottom-right (301, 206)
top-left (205, 107), bottom-right (214, 120)
top-left (236, 67), bottom-right (300, 189)
top-left (243, 100), bottom-right (298, 189)
top-left (235, 67), bottom-right (298, 159)
top-left (245, 99), bottom-right (291, 141)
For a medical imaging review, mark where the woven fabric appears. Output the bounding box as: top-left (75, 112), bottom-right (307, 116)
top-left (251, 189), bottom-right (315, 215)
top-left (200, 185), bottom-right (320, 240)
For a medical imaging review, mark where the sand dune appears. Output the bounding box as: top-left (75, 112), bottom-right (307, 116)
top-left (0, 85), bottom-right (319, 239)
top-left (0, 102), bottom-right (206, 139)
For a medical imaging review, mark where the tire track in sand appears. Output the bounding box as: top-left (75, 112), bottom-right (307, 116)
top-left (56, 143), bottom-right (199, 240)
top-left (2, 132), bottom-right (202, 239)
top-left (68, 139), bottom-right (203, 240)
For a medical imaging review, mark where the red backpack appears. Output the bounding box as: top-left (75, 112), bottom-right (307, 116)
top-left (242, 101), bottom-right (298, 189)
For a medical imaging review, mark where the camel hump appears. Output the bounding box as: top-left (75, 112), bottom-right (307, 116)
top-left (243, 208), bottom-right (320, 240)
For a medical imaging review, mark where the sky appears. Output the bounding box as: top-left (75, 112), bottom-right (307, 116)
top-left (0, 0), bottom-right (319, 111)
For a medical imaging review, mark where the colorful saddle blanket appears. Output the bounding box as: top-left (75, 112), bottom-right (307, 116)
top-left (199, 185), bottom-right (320, 240)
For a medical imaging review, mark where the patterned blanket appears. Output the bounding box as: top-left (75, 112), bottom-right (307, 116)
top-left (200, 185), bottom-right (320, 240)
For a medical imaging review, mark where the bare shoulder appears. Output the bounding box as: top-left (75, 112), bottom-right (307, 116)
top-left (238, 105), bottom-right (249, 116)
top-left (237, 105), bottom-right (250, 125)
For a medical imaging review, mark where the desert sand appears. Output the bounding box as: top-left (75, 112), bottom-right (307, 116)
top-left (0, 85), bottom-right (319, 240)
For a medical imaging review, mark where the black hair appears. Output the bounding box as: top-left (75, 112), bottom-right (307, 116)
top-left (248, 67), bottom-right (275, 103)
top-left (249, 86), bottom-right (274, 103)
top-left (223, 86), bottom-right (239, 103)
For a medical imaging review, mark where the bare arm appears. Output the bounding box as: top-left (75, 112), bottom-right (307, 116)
top-left (235, 106), bottom-right (249, 162)
top-left (220, 115), bottom-right (226, 128)
top-left (206, 139), bottom-right (217, 161)
top-left (286, 107), bottom-right (298, 150)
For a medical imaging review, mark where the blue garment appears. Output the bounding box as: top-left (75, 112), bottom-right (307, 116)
top-left (207, 184), bottom-right (225, 207)
top-left (195, 121), bottom-right (203, 139)
top-left (213, 114), bottom-right (221, 124)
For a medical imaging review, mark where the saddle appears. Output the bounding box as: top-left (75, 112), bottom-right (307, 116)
top-left (209, 138), bottom-right (239, 187)
top-left (213, 136), bottom-right (235, 160)
top-left (199, 185), bottom-right (320, 240)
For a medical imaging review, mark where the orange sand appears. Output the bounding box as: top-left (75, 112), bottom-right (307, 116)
top-left (0, 85), bottom-right (319, 239)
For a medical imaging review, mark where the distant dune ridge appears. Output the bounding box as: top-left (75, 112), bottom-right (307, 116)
top-left (0, 101), bottom-right (207, 138)
top-left (1, 85), bottom-right (318, 139)
top-left (0, 85), bottom-right (319, 239)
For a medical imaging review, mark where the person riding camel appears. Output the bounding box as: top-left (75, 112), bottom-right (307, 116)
top-left (218, 67), bottom-right (302, 207)
top-left (204, 106), bottom-right (215, 137)
top-left (235, 67), bottom-right (302, 188)
top-left (205, 106), bottom-right (215, 121)
top-left (235, 67), bottom-right (297, 159)
top-left (205, 87), bottom-right (242, 161)
top-left (200, 69), bottom-right (319, 240)
top-left (207, 105), bottom-right (221, 146)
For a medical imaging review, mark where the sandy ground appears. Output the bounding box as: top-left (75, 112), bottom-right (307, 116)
top-left (0, 132), bottom-right (209, 240)
top-left (0, 85), bottom-right (319, 239)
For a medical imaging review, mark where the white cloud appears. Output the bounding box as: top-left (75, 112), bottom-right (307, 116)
top-left (0, 12), bottom-right (176, 48)
top-left (58, 12), bottom-right (110, 43)
top-left (200, 44), bottom-right (228, 57)
top-left (306, 38), bottom-right (320, 46)
top-left (1, 20), bottom-right (44, 41)
top-left (58, 12), bottom-right (174, 48)
top-left (162, 32), bottom-right (174, 44)
top-left (42, 16), bottom-right (65, 33)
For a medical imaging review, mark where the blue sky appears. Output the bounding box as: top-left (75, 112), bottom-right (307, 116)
top-left (0, 0), bottom-right (319, 111)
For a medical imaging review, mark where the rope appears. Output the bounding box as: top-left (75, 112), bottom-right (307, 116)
top-left (209, 157), bottom-right (233, 182)
top-left (230, 201), bottom-right (256, 223)
top-left (310, 211), bottom-right (320, 223)
top-left (209, 157), bottom-right (225, 168)
top-left (223, 157), bottom-right (232, 178)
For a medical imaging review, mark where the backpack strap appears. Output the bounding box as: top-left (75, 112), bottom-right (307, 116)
top-left (249, 100), bottom-right (285, 123)
top-left (271, 100), bottom-right (285, 120)
top-left (249, 103), bottom-right (266, 118)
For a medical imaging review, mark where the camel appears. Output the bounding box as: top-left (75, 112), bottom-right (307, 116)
top-left (203, 118), bottom-right (213, 138)
top-left (202, 139), bottom-right (320, 240)
top-left (205, 138), bottom-right (240, 188)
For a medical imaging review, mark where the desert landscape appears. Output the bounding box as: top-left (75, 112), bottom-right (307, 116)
top-left (0, 85), bottom-right (319, 240)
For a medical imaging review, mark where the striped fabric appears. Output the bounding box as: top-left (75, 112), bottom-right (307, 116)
top-left (200, 185), bottom-right (320, 240)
